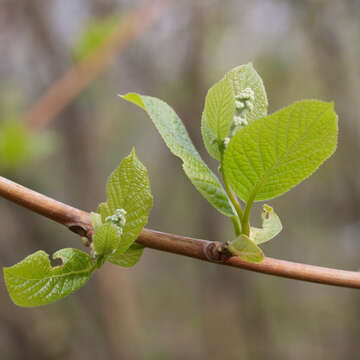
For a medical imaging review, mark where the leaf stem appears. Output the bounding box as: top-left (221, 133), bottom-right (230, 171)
top-left (241, 188), bottom-right (258, 236)
top-left (231, 216), bottom-right (241, 236)
top-left (220, 157), bottom-right (243, 235)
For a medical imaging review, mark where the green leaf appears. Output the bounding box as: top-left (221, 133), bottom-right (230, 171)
top-left (90, 211), bottom-right (102, 231)
top-left (250, 205), bottom-right (282, 245)
top-left (201, 77), bottom-right (235, 159)
top-left (72, 15), bottom-right (120, 62)
top-left (93, 223), bottom-right (122, 258)
top-left (120, 93), bottom-right (234, 217)
top-left (3, 249), bottom-right (95, 307)
top-left (98, 149), bottom-right (153, 253)
top-left (225, 63), bottom-right (268, 124)
top-left (201, 111), bottom-right (222, 160)
top-left (224, 100), bottom-right (338, 202)
top-left (108, 243), bottom-right (144, 267)
top-left (227, 234), bottom-right (264, 263)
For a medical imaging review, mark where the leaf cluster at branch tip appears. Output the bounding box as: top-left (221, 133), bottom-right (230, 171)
top-left (120, 63), bottom-right (338, 263)
top-left (3, 149), bottom-right (153, 307)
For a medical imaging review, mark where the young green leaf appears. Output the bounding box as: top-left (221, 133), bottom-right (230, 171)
top-left (227, 234), bottom-right (264, 263)
top-left (201, 77), bottom-right (235, 159)
top-left (3, 249), bottom-right (95, 307)
top-left (224, 100), bottom-right (338, 202)
top-left (108, 243), bottom-right (144, 267)
top-left (225, 63), bottom-right (268, 124)
top-left (201, 112), bottom-right (222, 160)
top-left (120, 93), bottom-right (234, 217)
top-left (250, 205), bottom-right (282, 245)
top-left (98, 149), bottom-right (153, 253)
top-left (93, 223), bottom-right (122, 258)
top-left (90, 211), bottom-right (102, 231)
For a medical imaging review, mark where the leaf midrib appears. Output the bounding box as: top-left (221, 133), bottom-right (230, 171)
top-left (8, 265), bottom-right (95, 281)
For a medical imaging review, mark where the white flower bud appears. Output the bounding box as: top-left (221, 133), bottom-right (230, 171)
top-left (245, 100), bottom-right (254, 112)
top-left (234, 115), bottom-right (248, 126)
top-left (223, 137), bottom-right (230, 147)
top-left (105, 208), bottom-right (127, 235)
top-left (237, 87), bottom-right (254, 100)
top-left (235, 100), bottom-right (245, 109)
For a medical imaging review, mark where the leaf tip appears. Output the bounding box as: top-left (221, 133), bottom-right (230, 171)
top-left (246, 61), bottom-right (254, 68)
top-left (118, 92), bottom-right (145, 110)
top-left (130, 147), bottom-right (137, 158)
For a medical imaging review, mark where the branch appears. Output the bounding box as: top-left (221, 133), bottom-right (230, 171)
top-left (1, 175), bottom-right (359, 289)
top-left (24, 0), bottom-right (173, 131)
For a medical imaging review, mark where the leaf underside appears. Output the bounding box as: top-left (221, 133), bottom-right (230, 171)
top-left (250, 205), bottom-right (282, 245)
top-left (228, 234), bottom-right (264, 263)
top-left (120, 93), bottom-right (234, 217)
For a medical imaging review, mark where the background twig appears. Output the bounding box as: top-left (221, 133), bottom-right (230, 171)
top-left (24, 0), bottom-right (172, 132)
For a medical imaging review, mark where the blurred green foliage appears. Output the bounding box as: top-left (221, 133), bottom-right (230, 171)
top-left (72, 14), bottom-right (120, 62)
top-left (0, 119), bottom-right (56, 171)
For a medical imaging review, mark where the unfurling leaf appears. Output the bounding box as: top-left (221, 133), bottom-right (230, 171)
top-left (225, 63), bottom-right (268, 124)
top-left (120, 93), bottom-right (234, 217)
top-left (227, 235), bottom-right (264, 263)
top-left (224, 100), bottom-right (338, 202)
top-left (93, 222), bottom-right (122, 258)
top-left (201, 77), bottom-right (235, 159)
top-left (250, 205), bottom-right (282, 245)
top-left (98, 148), bottom-right (153, 254)
top-left (90, 211), bottom-right (102, 231)
top-left (108, 243), bottom-right (144, 267)
top-left (3, 249), bottom-right (95, 307)
top-left (201, 64), bottom-right (267, 160)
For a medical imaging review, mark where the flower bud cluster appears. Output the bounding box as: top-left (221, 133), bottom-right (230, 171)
top-left (105, 208), bottom-right (127, 236)
top-left (223, 87), bottom-right (255, 149)
top-left (235, 87), bottom-right (255, 112)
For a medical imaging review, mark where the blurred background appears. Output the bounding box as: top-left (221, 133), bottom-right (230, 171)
top-left (0, 0), bottom-right (360, 358)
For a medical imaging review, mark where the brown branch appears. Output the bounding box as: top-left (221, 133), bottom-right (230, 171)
top-left (1, 175), bottom-right (360, 289)
top-left (24, 0), bottom-right (173, 131)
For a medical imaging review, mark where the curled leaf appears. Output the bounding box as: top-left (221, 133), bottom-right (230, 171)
top-left (227, 234), bottom-right (264, 263)
top-left (250, 205), bottom-right (282, 245)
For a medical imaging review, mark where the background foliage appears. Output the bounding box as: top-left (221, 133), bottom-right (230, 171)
top-left (0, 0), bottom-right (359, 359)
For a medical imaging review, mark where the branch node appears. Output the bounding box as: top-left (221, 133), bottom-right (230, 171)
top-left (203, 241), bottom-right (233, 263)
top-left (68, 224), bottom-right (93, 246)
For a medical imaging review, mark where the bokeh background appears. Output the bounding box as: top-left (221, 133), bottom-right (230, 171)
top-left (1, 0), bottom-right (360, 359)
